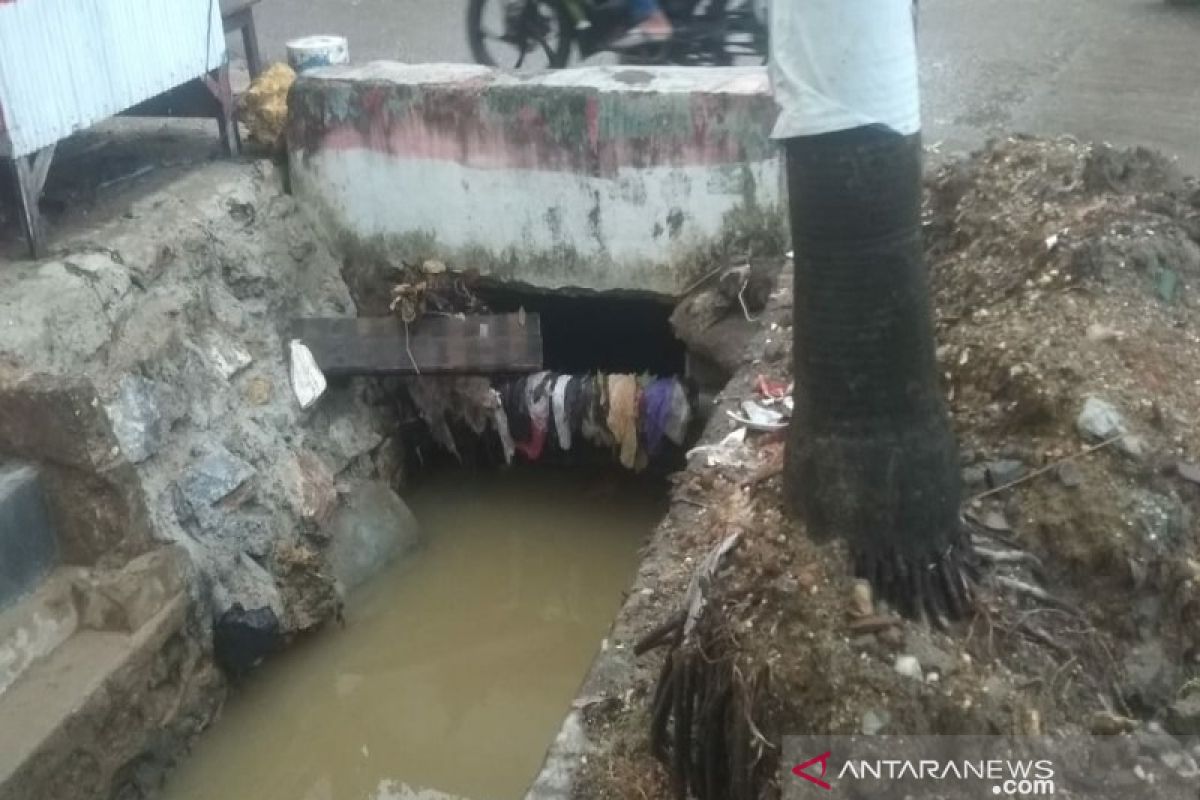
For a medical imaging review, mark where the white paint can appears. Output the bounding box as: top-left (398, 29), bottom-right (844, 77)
top-left (286, 35), bottom-right (350, 73)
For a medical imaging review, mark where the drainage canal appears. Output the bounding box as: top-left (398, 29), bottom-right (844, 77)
top-left (158, 280), bottom-right (706, 799)
top-left (162, 467), bottom-right (666, 800)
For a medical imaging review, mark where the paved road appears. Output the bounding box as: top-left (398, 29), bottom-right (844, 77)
top-left (248, 0), bottom-right (1200, 170)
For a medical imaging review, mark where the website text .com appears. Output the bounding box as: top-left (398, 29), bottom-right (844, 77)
top-left (994, 778), bottom-right (1055, 796)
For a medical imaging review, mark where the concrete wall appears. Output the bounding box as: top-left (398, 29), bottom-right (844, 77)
top-left (0, 465), bottom-right (55, 609)
top-left (289, 63), bottom-right (784, 296)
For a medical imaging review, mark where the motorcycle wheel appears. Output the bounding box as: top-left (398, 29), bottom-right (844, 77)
top-left (467, 0), bottom-right (574, 70)
top-left (675, 0), bottom-right (765, 66)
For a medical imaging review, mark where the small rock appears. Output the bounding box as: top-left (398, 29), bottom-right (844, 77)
top-left (894, 654), bottom-right (923, 681)
top-left (1123, 641), bottom-right (1181, 714)
top-left (1057, 462), bottom-right (1085, 488)
top-left (1077, 396), bottom-right (1127, 441)
top-left (850, 579), bottom-right (873, 618)
top-left (244, 376), bottom-right (272, 406)
top-left (1090, 711), bottom-right (1139, 735)
top-left (285, 451), bottom-right (337, 525)
top-left (1166, 694), bottom-right (1200, 737)
top-left (176, 446), bottom-right (255, 514)
top-left (213, 603), bottom-right (281, 676)
top-left (105, 375), bottom-right (163, 464)
top-left (904, 630), bottom-right (958, 675)
top-left (1019, 707), bottom-right (1042, 736)
top-left (1119, 434), bottom-right (1150, 461)
top-left (984, 459), bottom-right (1026, 486)
top-left (422, 259), bottom-right (447, 275)
top-left (961, 464), bottom-right (988, 488)
top-left (861, 709), bottom-right (890, 735)
top-left (1177, 462), bottom-right (1200, 485)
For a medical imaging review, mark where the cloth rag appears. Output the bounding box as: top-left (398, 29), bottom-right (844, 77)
top-left (664, 379), bottom-right (691, 446)
top-left (606, 374), bottom-right (640, 470)
top-left (515, 371), bottom-right (552, 461)
top-left (552, 375), bottom-right (573, 451)
top-left (640, 377), bottom-right (677, 457)
top-left (491, 388), bottom-right (515, 465)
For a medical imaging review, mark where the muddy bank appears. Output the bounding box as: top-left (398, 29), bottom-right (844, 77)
top-left (0, 161), bottom-right (404, 798)
top-left (543, 138), bottom-right (1200, 798)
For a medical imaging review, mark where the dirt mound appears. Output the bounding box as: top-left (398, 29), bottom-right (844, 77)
top-left (576, 138), bottom-right (1200, 798)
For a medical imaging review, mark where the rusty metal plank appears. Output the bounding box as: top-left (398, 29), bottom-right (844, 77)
top-left (292, 314), bottom-right (543, 377)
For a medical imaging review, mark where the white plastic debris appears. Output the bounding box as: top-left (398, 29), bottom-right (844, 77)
top-left (687, 427), bottom-right (753, 468)
top-left (894, 655), bottom-right (923, 681)
top-left (289, 339), bottom-right (326, 409)
top-left (727, 399), bottom-right (788, 432)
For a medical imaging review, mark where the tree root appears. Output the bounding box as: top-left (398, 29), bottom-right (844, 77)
top-left (853, 532), bottom-right (977, 626)
top-left (646, 627), bottom-right (769, 800)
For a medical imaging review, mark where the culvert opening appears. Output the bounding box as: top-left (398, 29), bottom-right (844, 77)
top-left (165, 287), bottom-right (691, 800)
top-left (391, 285), bottom-right (700, 476)
top-left (477, 286), bottom-right (686, 376)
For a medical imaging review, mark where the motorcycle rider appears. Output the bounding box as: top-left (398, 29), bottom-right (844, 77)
top-left (611, 0), bottom-right (673, 48)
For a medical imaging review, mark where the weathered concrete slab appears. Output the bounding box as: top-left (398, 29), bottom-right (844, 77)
top-left (289, 63), bottom-right (784, 296)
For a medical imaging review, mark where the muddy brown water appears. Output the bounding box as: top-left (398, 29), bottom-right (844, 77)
top-left (162, 468), bottom-right (664, 800)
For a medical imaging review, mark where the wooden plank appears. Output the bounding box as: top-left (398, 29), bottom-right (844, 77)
top-left (292, 314), bottom-right (543, 377)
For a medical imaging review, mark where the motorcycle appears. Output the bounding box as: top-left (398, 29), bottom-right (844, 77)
top-left (467, 0), bottom-right (768, 70)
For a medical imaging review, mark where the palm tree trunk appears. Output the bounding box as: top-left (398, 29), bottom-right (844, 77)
top-left (772, 0), bottom-right (971, 620)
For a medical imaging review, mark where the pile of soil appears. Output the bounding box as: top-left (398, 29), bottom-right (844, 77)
top-left (574, 137), bottom-right (1200, 798)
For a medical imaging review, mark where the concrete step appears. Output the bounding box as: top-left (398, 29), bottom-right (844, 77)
top-left (0, 628), bottom-right (133, 781)
top-left (0, 590), bottom-right (189, 798)
top-left (0, 547), bottom-right (195, 799)
top-left (0, 464), bottom-right (57, 611)
top-left (0, 568), bottom-right (79, 697)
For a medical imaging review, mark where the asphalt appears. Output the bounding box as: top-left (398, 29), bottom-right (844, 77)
top-left (248, 0), bottom-right (1200, 170)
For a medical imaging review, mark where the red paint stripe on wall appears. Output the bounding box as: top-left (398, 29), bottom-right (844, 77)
top-left (321, 120), bottom-right (750, 177)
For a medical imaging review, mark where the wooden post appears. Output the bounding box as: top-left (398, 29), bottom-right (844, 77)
top-left (10, 143), bottom-right (56, 259)
top-left (202, 66), bottom-right (240, 156)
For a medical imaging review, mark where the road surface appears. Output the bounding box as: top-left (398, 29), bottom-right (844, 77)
top-left (5, 0), bottom-right (1198, 257)
top-left (247, 0), bottom-right (1200, 170)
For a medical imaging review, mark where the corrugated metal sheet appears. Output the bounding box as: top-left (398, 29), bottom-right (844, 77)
top-left (0, 0), bottom-right (226, 157)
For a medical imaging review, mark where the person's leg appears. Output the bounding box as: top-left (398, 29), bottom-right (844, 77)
top-left (615, 0), bottom-right (671, 45)
top-left (628, 0), bottom-right (658, 19)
